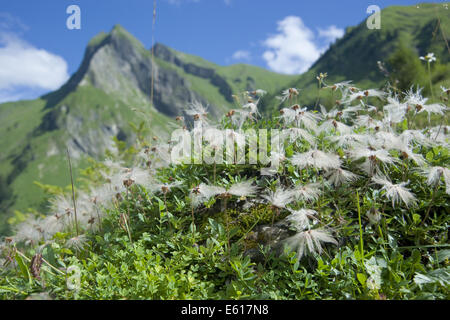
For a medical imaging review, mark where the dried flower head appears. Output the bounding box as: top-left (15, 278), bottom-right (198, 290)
top-left (277, 88), bottom-right (300, 103)
top-left (30, 253), bottom-right (43, 280)
top-left (281, 128), bottom-right (315, 145)
top-left (227, 180), bottom-right (258, 198)
top-left (261, 187), bottom-right (295, 209)
top-left (325, 168), bottom-right (359, 186)
top-left (284, 228), bottom-right (338, 261)
top-left (372, 175), bottom-right (417, 208)
top-left (293, 183), bottom-right (322, 202)
top-left (66, 234), bottom-right (88, 252)
top-left (186, 100), bottom-right (209, 122)
top-left (422, 166), bottom-right (450, 195)
top-left (287, 208), bottom-right (317, 231)
top-left (291, 150), bottom-right (341, 170)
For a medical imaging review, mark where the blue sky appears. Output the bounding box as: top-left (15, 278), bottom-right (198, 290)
top-left (0, 0), bottom-right (445, 102)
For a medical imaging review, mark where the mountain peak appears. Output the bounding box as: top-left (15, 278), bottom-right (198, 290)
top-left (111, 23), bottom-right (125, 32)
top-left (110, 24), bottom-right (133, 40)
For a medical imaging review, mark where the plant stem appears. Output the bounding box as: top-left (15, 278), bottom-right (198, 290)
top-left (224, 197), bottom-right (231, 255)
top-left (434, 100), bottom-right (448, 141)
top-left (421, 183), bottom-right (439, 226)
top-left (125, 187), bottom-right (133, 243)
top-left (164, 192), bottom-right (172, 232)
top-left (94, 203), bottom-right (102, 233)
top-left (356, 190), bottom-right (365, 267)
top-left (267, 206), bottom-right (280, 247)
top-left (378, 225), bottom-right (386, 249)
top-left (191, 204), bottom-right (195, 242)
top-left (315, 80), bottom-right (322, 109)
top-left (427, 62), bottom-right (435, 101)
top-left (402, 160), bottom-right (409, 181)
top-left (270, 207), bottom-right (278, 228)
top-left (66, 148), bottom-right (79, 237)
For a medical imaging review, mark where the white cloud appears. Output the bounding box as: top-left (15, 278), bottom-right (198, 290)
top-left (231, 50), bottom-right (251, 61)
top-left (262, 16), bottom-right (344, 75)
top-left (318, 25), bottom-right (344, 43)
top-left (0, 32), bottom-right (69, 102)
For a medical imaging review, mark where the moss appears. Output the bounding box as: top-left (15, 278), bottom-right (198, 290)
top-left (207, 203), bottom-right (290, 241)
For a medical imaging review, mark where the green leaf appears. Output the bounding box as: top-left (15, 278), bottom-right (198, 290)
top-left (60, 248), bottom-right (73, 255)
top-left (436, 249), bottom-right (450, 263)
top-left (158, 198), bottom-right (165, 211)
top-left (414, 267), bottom-right (450, 287)
top-left (0, 286), bottom-right (27, 295)
top-left (401, 119), bottom-right (408, 131)
top-left (357, 273), bottom-right (367, 286)
top-left (387, 234), bottom-right (398, 249)
top-left (53, 232), bottom-right (70, 240)
top-left (15, 253), bottom-right (32, 285)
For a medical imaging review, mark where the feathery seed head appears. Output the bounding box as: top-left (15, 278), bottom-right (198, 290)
top-left (291, 150), bottom-right (341, 170)
top-left (284, 228), bottom-right (337, 261)
top-left (287, 208), bottom-right (317, 231)
top-left (372, 175), bottom-right (417, 208)
top-left (293, 183), bottom-right (322, 202)
top-left (325, 168), bottom-right (359, 186)
top-left (261, 187), bottom-right (295, 209)
top-left (66, 234), bottom-right (88, 252)
top-left (422, 166), bottom-right (450, 194)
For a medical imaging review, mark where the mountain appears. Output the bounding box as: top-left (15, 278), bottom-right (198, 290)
top-left (261, 3), bottom-right (450, 113)
top-left (0, 25), bottom-right (297, 233)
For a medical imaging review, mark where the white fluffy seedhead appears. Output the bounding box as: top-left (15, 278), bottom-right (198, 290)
top-left (261, 187), bottom-right (296, 209)
top-left (372, 175), bottom-right (417, 208)
top-left (227, 180), bottom-right (258, 198)
top-left (325, 168), bottom-right (359, 186)
top-left (287, 208), bottom-right (317, 231)
top-left (422, 166), bottom-right (450, 195)
top-left (284, 228), bottom-right (338, 261)
top-left (291, 150), bottom-right (341, 170)
top-left (293, 183), bottom-right (322, 202)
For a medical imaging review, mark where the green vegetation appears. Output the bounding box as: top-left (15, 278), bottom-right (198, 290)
top-left (0, 70), bottom-right (449, 299)
top-left (0, 3), bottom-right (449, 300)
top-left (387, 43), bottom-right (427, 92)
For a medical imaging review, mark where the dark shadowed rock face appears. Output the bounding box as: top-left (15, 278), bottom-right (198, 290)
top-left (153, 68), bottom-right (198, 117)
top-left (154, 43), bottom-right (234, 103)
